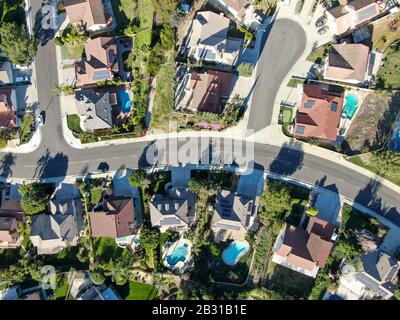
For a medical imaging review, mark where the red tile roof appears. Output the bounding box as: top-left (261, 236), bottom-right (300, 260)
top-left (189, 70), bottom-right (232, 113)
top-left (294, 84), bottom-right (344, 141)
top-left (0, 88), bottom-right (16, 128)
top-left (276, 221), bottom-right (335, 271)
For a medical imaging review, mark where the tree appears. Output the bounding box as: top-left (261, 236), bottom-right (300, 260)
top-left (259, 180), bottom-right (292, 224)
top-left (54, 36), bottom-right (65, 46)
top-left (124, 18), bottom-right (140, 37)
top-left (89, 268), bottom-right (106, 285)
top-left (306, 206), bottom-right (318, 217)
top-left (140, 227), bottom-right (160, 269)
top-left (61, 25), bottom-right (88, 46)
top-left (160, 25), bottom-right (175, 51)
top-left (236, 63), bottom-right (254, 77)
top-left (19, 183), bottom-right (52, 215)
top-left (0, 22), bottom-right (37, 65)
top-left (220, 103), bottom-right (242, 128)
top-left (128, 169), bottom-right (151, 189)
top-left (103, 259), bottom-right (132, 286)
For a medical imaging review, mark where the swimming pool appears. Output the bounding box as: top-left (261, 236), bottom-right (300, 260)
top-left (119, 90), bottom-right (131, 113)
top-left (166, 243), bottom-right (189, 266)
top-left (342, 94), bottom-right (358, 119)
top-left (222, 240), bottom-right (250, 266)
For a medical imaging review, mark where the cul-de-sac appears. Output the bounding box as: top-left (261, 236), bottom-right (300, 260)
top-left (0, 0), bottom-right (399, 301)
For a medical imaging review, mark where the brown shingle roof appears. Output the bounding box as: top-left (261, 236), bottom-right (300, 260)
top-left (65, 0), bottom-right (110, 29)
top-left (89, 197), bottom-right (136, 238)
top-left (294, 84), bottom-right (344, 141)
top-left (325, 43), bottom-right (369, 83)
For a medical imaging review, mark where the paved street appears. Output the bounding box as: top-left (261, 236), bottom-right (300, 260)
top-left (246, 18), bottom-right (307, 132)
top-left (0, 2), bottom-right (399, 228)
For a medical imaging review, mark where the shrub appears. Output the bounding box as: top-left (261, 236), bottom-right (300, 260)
top-left (89, 268), bottom-right (106, 285)
top-left (210, 243), bottom-right (220, 257)
top-left (306, 206), bottom-right (318, 217)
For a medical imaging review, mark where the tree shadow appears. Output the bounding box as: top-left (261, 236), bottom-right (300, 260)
top-left (33, 1), bottom-right (65, 46)
top-left (33, 149), bottom-right (69, 179)
top-left (0, 153), bottom-right (16, 178)
top-left (269, 141), bottom-right (304, 176)
top-left (354, 179), bottom-right (400, 226)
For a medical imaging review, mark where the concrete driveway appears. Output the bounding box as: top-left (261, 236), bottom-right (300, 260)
top-left (246, 18), bottom-right (307, 132)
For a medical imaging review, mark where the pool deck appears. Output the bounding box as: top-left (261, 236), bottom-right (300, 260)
top-left (162, 238), bottom-right (192, 272)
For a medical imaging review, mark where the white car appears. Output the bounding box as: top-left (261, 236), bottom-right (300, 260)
top-left (15, 76), bottom-right (29, 82)
top-left (36, 114), bottom-right (43, 127)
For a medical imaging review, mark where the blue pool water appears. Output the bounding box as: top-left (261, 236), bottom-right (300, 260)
top-left (167, 243), bottom-right (189, 266)
top-left (222, 240), bottom-right (249, 266)
top-left (342, 94), bottom-right (358, 119)
top-left (119, 90), bottom-right (131, 113)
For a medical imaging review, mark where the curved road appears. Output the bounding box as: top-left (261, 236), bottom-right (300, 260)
top-left (0, 5), bottom-right (399, 226)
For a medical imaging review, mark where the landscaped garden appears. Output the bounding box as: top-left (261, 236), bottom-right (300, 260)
top-left (115, 281), bottom-right (158, 300)
top-left (66, 114), bottom-right (82, 135)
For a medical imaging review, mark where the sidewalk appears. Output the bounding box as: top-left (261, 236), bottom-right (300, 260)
top-left (1, 127), bottom-right (42, 154)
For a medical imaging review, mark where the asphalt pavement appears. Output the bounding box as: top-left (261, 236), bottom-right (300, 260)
top-left (0, 3), bottom-right (399, 227)
top-left (246, 18), bottom-right (307, 132)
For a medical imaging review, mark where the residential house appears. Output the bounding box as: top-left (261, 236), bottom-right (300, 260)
top-left (175, 69), bottom-right (232, 113)
top-left (272, 217), bottom-right (336, 277)
top-left (187, 11), bottom-right (242, 66)
top-left (0, 88), bottom-right (18, 128)
top-left (211, 190), bottom-right (259, 241)
top-left (75, 88), bottom-right (117, 132)
top-left (0, 61), bottom-right (14, 85)
top-left (0, 285), bottom-right (46, 300)
top-left (89, 196), bottom-right (140, 241)
top-left (0, 200), bottom-right (25, 248)
top-left (211, 0), bottom-right (252, 23)
top-left (324, 43), bottom-right (370, 84)
top-left (150, 189), bottom-right (196, 233)
top-left (336, 250), bottom-right (399, 299)
top-left (30, 198), bottom-right (83, 255)
top-left (64, 0), bottom-right (114, 33)
top-left (293, 84), bottom-right (344, 142)
top-left (77, 285), bottom-right (120, 300)
top-left (326, 0), bottom-right (382, 35)
top-left (75, 37), bottom-right (119, 86)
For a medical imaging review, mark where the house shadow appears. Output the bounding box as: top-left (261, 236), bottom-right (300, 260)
top-left (33, 1), bottom-right (65, 46)
top-left (268, 141), bottom-right (304, 177)
top-left (354, 179), bottom-right (400, 227)
top-left (33, 149), bottom-right (69, 179)
top-left (0, 153), bottom-right (16, 178)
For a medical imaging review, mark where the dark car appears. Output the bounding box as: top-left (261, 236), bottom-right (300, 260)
top-left (40, 111), bottom-right (46, 125)
top-left (98, 162), bottom-right (109, 173)
top-left (315, 16), bottom-right (326, 28)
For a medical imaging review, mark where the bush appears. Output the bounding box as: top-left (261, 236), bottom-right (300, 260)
top-left (306, 206), bottom-right (318, 217)
top-left (210, 243), bottom-right (220, 257)
top-left (0, 137), bottom-right (8, 149)
top-left (89, 268), bottom-right (106, 285)
top-left (54, 36), bottom-right (64, 46)
top-left (19, 183), bottom-right (53, 215)
top-left (237, 62), bottom-right (254, 77)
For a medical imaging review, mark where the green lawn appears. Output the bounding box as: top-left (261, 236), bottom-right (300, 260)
top-left (92, 237), bottom-right (128, 262)
top-left (122, 50), bottom-right (133, 72)
top-left (135, 0), bottom-right (154, 48)
top-left (341, 204), bottom-right (382, 235)
top-left (281, 107), bottom-right (293, 137)
top-left (43, 247), bottom-right (88, 271)
top-left (60, 44), bottom-right (85, 60)
top-left (306, 44), bottom-right (331, 63)
top-left (19, 114), bottom-right (34, 144)
top-left (90, 187), bottom-right (103, 206)
top-left (66, 114), bottom-right (82, 134)
top-left (115, 281), bottom-right (158, 300)
top-left (111, 0), bottom-right (138, 31)
top-left (287, 77), bottom-right (304, 88)
top-left (53, 275), bottom-right (69, 300)
top-left (377, 45), bottom-right (400, 89)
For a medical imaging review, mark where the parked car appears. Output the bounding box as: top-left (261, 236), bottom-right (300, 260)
top-left (315, 16), bottom-right (326, 28)
top-left (36, 114), bottom-right (43, 127)
top-left (15, 76), bottom-right (29, 83)
top-left (317, 26), bottom-right (329, 35)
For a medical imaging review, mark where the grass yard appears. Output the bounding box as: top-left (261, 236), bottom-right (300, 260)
top-left (60, 44), bottom-right (84, 60)
top-left (122, 50), bottom-right (133, 72)
top-left (115, 281), bottom-right (158, 300)
top-left (92, 237), bottom-right (128, 262)
top-left (306, 44), bottom-right (331, 63)
top-left (135, 0), bottom-right (154, 49)
top-left (341, 204), bottom-right (382, 235)
top-left (90, 187), bottom-right (103, 206)
top-left (66, 114), bottom-right (82, 134)
top-left (287, 77), bottom-right (304, 88)
top-left (53, 274), bottom-right (69, 300)
top-left (43, 247), bottom-right (88, 270)
top-left (111, 0), bottom-right (138, 31)
top-left (265, 264), bottom-right (315, 298)
top-left (377, 45), bottom-right (400, 89)
top-left (372, 12), bottom-right (400, 52)
top-left (150, 52), bottom-right (177, 130)
top-left (19, 114), bottom-right (34, 144)
top-left (281, 107), bottom-right (293, 137)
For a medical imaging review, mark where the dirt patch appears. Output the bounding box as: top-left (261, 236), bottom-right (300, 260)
top-left (343, 92), bottom-right (400, 155)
